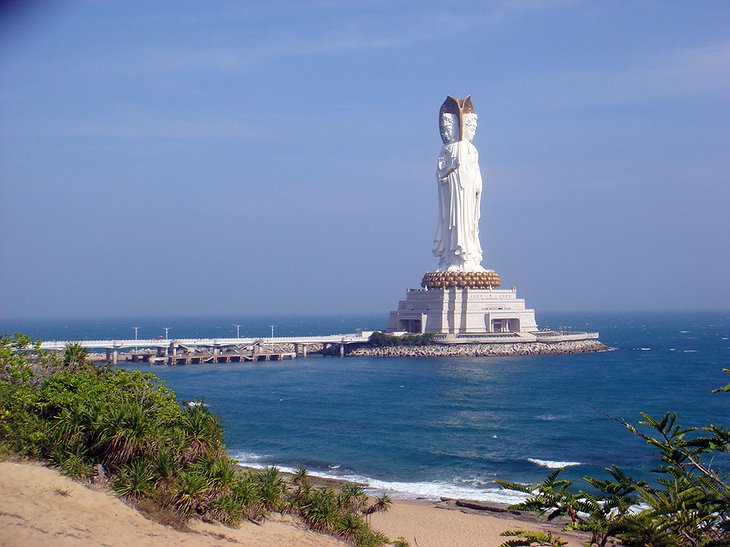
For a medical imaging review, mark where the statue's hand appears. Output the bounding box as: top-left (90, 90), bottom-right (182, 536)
top-left (437, 153), bottom-right (459, 179)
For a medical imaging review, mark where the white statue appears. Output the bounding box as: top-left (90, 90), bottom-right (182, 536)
top-left (432, 96), bottom-right (486, 272)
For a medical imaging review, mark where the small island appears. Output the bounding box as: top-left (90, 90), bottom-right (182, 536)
top-left (383, 96), bottom-right (605, 356)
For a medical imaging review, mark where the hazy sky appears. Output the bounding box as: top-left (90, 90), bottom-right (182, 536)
top-left (1, 1), bottom-right (728, 319)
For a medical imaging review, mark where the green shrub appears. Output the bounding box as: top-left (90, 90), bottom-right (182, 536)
top-left (368, 331), bottom-right (435, 347)
top-left (113, 458), bottom-right (156, 499)
top-left (498, 403), bottom-right (730, 546)
top-left (0, 333), bottom-right (395, 544)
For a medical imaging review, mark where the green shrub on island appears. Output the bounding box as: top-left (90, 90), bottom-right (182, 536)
top-left (497, 373), bottom-right (730, 546)
top-left (368, 331), bottom-right (435, 347)
top-left (0, 333), bottom-right (401, 546)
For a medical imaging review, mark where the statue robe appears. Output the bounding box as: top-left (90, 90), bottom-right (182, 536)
top-left (432, 140), bottom-right (484, 271)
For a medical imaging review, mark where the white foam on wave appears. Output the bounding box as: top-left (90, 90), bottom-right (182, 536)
top-left (336, 474), bottom-right (527, 505)
top-left (230, 451), bottom-right (527, 505)
top-left (233, 451), bottom-right (271, 462)
top-left (536, 414), bottom-right (569, 422)
top-left (528, 458), bottom-right (582, 469)
top-left (683, 349), bottom-right (697, 353)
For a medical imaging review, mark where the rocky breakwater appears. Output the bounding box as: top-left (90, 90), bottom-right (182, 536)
top-left (264, 342), bottom-right (324, 354)
top-left (347, 339), bottom-right (609, 358)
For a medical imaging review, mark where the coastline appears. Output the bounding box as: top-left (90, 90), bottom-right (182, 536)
top-left (238, 464), bottom-right (590, 546)
top-left (0, 460), bottom-right (589, 547)
top-left (347, 338), bottom-right (609, 358)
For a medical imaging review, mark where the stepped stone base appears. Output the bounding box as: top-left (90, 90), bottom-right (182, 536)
top-left (388, 280), bottom-right (538, 335)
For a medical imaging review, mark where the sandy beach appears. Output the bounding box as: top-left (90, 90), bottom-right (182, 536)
top-left (0, 461), bottom-right (589, 547)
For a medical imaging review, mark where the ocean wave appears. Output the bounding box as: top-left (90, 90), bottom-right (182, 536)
top-left (337, 475), bottom-right (527, 505)
top-left (536, 414), bottom-right (568, 421)
top-left (528, 458), bottom-right (582, 469)
top-left (230, 451), bottom-right (527, 505)
top-left (683, 349), bottom-right (697, 353)
top-left (232, 451), bottom-right (271, 462)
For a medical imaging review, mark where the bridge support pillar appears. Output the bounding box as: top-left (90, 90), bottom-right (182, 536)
top-left (106, 348), bottom-right (118, 365)
top-left (294, 343), bottom-right (308, 358)
top-left (169, 342), bottom-right (177, 366)
top-left (339, 343), bottom-right (344, 358)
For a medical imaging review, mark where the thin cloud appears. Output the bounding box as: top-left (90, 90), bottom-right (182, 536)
top-left (139, 33), bottom-right (408, 72)
top-left (131, 1), bottom-right (567, 73)
top-left (1, 116), bottom-right (260, 140)
top-left (543, 40), bottom-right (730, 106)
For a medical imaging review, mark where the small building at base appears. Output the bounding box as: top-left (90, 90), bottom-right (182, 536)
top-left (388, 285), bottom-right (537, 335)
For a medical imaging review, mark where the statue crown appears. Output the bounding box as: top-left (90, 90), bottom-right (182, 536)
top-left (439, 95), bottom-right (475, 141)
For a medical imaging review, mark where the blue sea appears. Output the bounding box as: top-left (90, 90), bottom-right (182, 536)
top-left (2, 311), bottom-right (728, 504)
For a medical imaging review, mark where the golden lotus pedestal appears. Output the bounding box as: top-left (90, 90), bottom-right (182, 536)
top-left (421, 270), bottom-right (501, 290)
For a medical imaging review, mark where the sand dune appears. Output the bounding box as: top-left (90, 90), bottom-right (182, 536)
top-left (0, 462), bottom-right (344, 547)
top-left (0, 461), bottom-right (587, 546)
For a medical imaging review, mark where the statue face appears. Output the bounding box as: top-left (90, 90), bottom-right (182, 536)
top-left (440, 113), bottom-right (457, 144)
top-left (463, 114), bottom-right (478, 142)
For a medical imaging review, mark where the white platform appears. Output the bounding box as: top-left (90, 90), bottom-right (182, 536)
top-left (388, 286), bottom-right (538, 335)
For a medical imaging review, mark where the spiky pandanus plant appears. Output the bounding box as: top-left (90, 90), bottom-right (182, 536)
top-left (232, 473), bottom-right (266, 522)
top-left (287, 465), bottom-right (312, 512)
top-left (300, 486), bottom-right (341, 532)
top-left (338, 483), bottom-right (368, 514)
top-left (256, 466), bottom-right (286, 511)
top-left (208, 492), bottom-right (244, 526)
top-left (337, 511), bottom-right (368, 541)
top-left (499, 529), bottom-right (566, 547)
top-left (113, 458), bottom-right (156, 499)
top-left (174, 469), bottom-right (211, 516)
top-left (193, 453), bottom-right (237, 493)
top-left (362, 493), bottom-right (392, 524)
top-left (51, 403), bottom-right (94, 457)
top-left (180, 404), bottom-right (224, 461)
top-left (62, 342), bottom-right (88, 372)
top-left (94, 400), bottom-right (156, 470)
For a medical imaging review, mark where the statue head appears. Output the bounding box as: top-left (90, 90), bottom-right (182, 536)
top-left (440, 113), bottom-right (457, 144)
top-left (463, 113), bottom-right (478, 142)
top-left (439, 95), bottom-right (476, 142)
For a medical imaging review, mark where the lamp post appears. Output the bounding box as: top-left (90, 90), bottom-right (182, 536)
top-left (132, 326), bottom-right (139, 352)
top-left (164, 327), bottom-right (171, 340)
top-left (234, 324), bottom-right (241, 338)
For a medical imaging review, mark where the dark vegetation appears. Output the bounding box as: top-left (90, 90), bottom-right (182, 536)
top-left (0, 333), bottom-right (402, 546)
top-left (367, 331), bottom-right (435, 347)
top-left (497, 369), bottom-right (730, 546)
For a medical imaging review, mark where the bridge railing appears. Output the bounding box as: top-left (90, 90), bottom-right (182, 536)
top-left (38, 334), bottom-right (370, 350)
